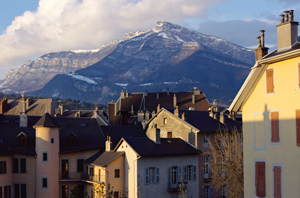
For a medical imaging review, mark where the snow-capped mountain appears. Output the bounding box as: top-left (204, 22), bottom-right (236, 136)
top-left (1, 21), bottom-right (254, 105)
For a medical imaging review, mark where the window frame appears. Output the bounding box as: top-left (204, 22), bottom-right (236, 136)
top-left (203, 155), bottom-right (210, 179)
top-left (13, 183), bottom-right (27, 198)
top-left (0, 160), bottom-right (7, 174)
top-left (203, 134), bottom-right (210, 149)
top-left (12, 157), bottom-right (27, 174)
top-left (76, 158), bottom-right (85, 173)
top-left (4, 185), bottom-right (11, 198)
top-left (114, 168), bottom-right (120, 179)
top-left (42, 152), bottom-right (48, 163)
top-left (113, 190), bottom-right (120, 198)
top-left (41, 177), bottom-right (48, 189)
top-left (145, 167), bottom-right (159, 185)
top-left (272, 163), bottom-right (282, 198)
top-left (61, 184), bottom-right (70, 198)
top-left (201, 185), bottom-right (213, 198)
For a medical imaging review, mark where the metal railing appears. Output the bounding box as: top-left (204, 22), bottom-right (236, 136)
top-left (59, 172), bottom-right (101, 182)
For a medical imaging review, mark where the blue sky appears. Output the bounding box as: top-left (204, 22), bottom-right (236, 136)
top-left (0, 0), bottom-right (299, 79)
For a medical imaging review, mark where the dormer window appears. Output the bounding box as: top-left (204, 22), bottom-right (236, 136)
top-left (17, 132), bottom-right (27, 148)
top-left (66, 132), bottom-right (77, 148)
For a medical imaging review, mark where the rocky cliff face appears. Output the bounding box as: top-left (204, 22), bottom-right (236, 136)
top-left (0, 41), bottom-right (119, 93)
top-left (27, 21), bottom-right (254, 105)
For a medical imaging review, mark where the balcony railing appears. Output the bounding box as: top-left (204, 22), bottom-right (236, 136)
top-left (59, 172), bottom-right (101, 182)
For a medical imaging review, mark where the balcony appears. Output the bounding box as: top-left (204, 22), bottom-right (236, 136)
top-left (168, 181), bottom-right (187, 192)
top-left (59, 172), bottom-right (101, 183)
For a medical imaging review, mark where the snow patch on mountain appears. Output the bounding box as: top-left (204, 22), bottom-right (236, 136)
top-left (139, 83), bottom-right (153, 86)
top-left (67, 73), bottom-right (97, 84)
top-left (115, 83), bottom-right (129, 87)
top-left (70, 49), bottom-right (100, 53)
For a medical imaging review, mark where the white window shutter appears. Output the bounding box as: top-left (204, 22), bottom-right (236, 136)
top-left (156, 167), bottom-right (159, 184)
top-left (193, 165), bottom-right (197, 181)
top-left (145, 168), bottom-right (149, 184)
top-left (183, 166), bottom-right (187, 182)
top-left (178, 166), bottom-right (182, 183)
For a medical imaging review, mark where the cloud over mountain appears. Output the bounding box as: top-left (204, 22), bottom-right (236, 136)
top-left (0, 0), bottom-right (226, 79)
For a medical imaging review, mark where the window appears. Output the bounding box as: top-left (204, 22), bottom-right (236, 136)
top-left (13, 183), bottom-right (27, 198)
top-left (0, 161), bottom-right (7, 174)
top-left (62, 185), bottom-right (69, 198)
top-left (90, 167), bottom-right (94, 176)
top-left (77, 185), bottom-right (84, 197)
top-left (114, 169), bottom-right (120, 178)
top-left (270, 111), bottom-right (280, 143)
top-left (203, 134), bottom-right (210, 148)
top-left (42, 152), bottom-right (48, 162)
top-left (18, 135), bottom-right (27, 148)
top-left (255, 161), bottom-right (266, 197)
top-left (67, 136), bottom-right (76, 148)
top-left (163, 118), bottom-right (167, 124)
top-left (167, 132), bottom-right (172, 138)
top-left (203, 155), bottom-right (210, 179)
top-left (4, 186), bottom-right (11, 198)
top-left (201, 185), bottom-right (213, 198)
top-left (145, 167), bottom-right (159, 184)
top-left (51, 138), bottom-right (54, 144)
top-left (266, 68), bottom-right (274, 93)
top-left (219, 184), bottom-right (229, 198)
top-left (296, 109), bottom-right (300, 146)
top-left (12, 158), bottom-right (27, 173)
top-left (273, 165), bottom-right (282, 198)
top-left (184, 165), bottom-right (196, 181)
top-left (42, 178), bottom-right (48, 189)
top-left (113, 191), bottom-right (120, 198)
top-left (77, 159), bottom-right (85, 173)
top-left (170, 166), bottom-right (179, 184)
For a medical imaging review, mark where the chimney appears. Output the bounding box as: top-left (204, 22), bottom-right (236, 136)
top-left (213, 100), bottom-right (219, 112)
top-left (20, 97), bottom-right (26, 114)
top-left (192, 94), bottom-right (195, 104)
top-left (220, 112), bottom-right (225, 124)
top-left (120, 90), bottom-right (125, 99)
top-left (193, 87), bottom-right (200, 95)
top-left (157, 104), bottom-right (160, 112)
top-left (105, 136), bottom-right (113, 151)
top-left (254, 30), bottom-right (269, 61)
top-left (157, 92), bottom-right (159, 99)
top-left (152, 110), bottom-right (156, 118)
top-left (276, 10), bottom-right (299, 51)
top-left (145, 111), bottom-right (150, 121)
top-left (59, 104), bottom-right (64, 115)
top-left (125, 90), bottom-right (129, 97)
top-left (174, 106), bottom-right (179, 117)
top-left (145, 90), bottom-right (148, 96)
top-left (19, 114), bottom-right (28, 128)
top-left (0, 97), bottom-right (8, 114)
top-left (209, 107), bottom-right (213, 117)
top-left (182, 112), bottom-right (186, 121)
top-left (76, 111), bottom-right (81, 117)
top-left (137, 111), bottom-right (144, 122)
top-left (167, 89), bottom-right (169, 95)
top-left (159, 89), bottom-right (162, 92)
top-left (149, 125), bottom-right (160, 144)
top-left (26, 98), bottom-right (31, 109)
top-left (173, 94), bottom-right (177, 108)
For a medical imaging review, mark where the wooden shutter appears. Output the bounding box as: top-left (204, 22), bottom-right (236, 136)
top-left (266, 68), bottom-right (274, 93)
top-left (145, 168), bottom-right (149, 184)
top-left (273, 166), bottom-right (281, 198)
top-left (255, 161), bottom-right (266, 197)
top-left (193, 165), bottom-right (197, 181)
top-left (271, 111), bottom-right (280, 142)
top-left (201, 186), bottom-right (205, 198)
top-left (296, 109), bottom-right (300, 146)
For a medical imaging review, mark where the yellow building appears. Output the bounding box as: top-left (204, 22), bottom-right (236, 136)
top-left (229, 10), bottom-right (299, 198)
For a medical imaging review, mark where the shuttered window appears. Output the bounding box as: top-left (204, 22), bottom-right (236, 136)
top-left (296, 110), bottom-right (300, 146)
top-left (255, 161), bottom-right (266, 197)
top-left (266, 68), bottom-right (274, 93)
top-left (271, 111), bottom-right (280, 143)
top-left (273, 166), bottom-right (281, 198)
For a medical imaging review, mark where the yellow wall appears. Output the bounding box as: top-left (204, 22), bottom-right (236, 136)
top-left (242, 56), bottom-right (300, 197)
top-left (106, 155), bottom-right (125, 195)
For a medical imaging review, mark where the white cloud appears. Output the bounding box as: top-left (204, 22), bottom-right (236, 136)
top-left (0, 0), bottom-right (226, 79)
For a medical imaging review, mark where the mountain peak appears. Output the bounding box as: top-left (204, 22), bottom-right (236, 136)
top-left (154, 21), bottom-right (183, 32)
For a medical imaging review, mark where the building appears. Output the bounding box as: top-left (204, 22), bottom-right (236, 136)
top-left (229, 10), bottom-right (299, 198)
top-left (144, 106), bottom-right (242, 198)
top-left (0, 113), bottom-right (145, 198)
top-left (108, 88), bottom-right (210, 125)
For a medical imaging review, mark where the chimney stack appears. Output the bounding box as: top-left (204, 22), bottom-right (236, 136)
top-left (157, 104), bottom-right (160, 112)
top-left (276, 10), bottom-right (299, 51)
top-left (220, 112), bottom-right (225, 124)
top-left (193, 87), bottom-right (200, 95)
top-left (167, 89), bottom-right (169, 95)
top-left (149, 125), bottom-right (160, 144)
top-left (254, 30), bottom-right (269, 61)
top-left (0, 97), bottom-right (8, 114)
top-left (173, 94), bottom-right (177, 108)
top-left (174, 106), bottom-right (179, 117)
top-left (105, 136), bottom-right (113, 151)
top-left (145, 90), bottom-right (148, 96)
top-left (157, 92), bottom-right (159, 99)
top-left (120, 90), bottom-right (125, 99)
top-left (182, 112), bottom-right (186, 121)
top-left (192, 94), bottom-right (195, 104)
top-left (125, 90), bottom-right (129, 97)
top-left (20, 97), bottom-right (26, 114)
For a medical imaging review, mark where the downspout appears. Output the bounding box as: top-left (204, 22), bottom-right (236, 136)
top-left (134, 155), bottom-right (141, 198)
